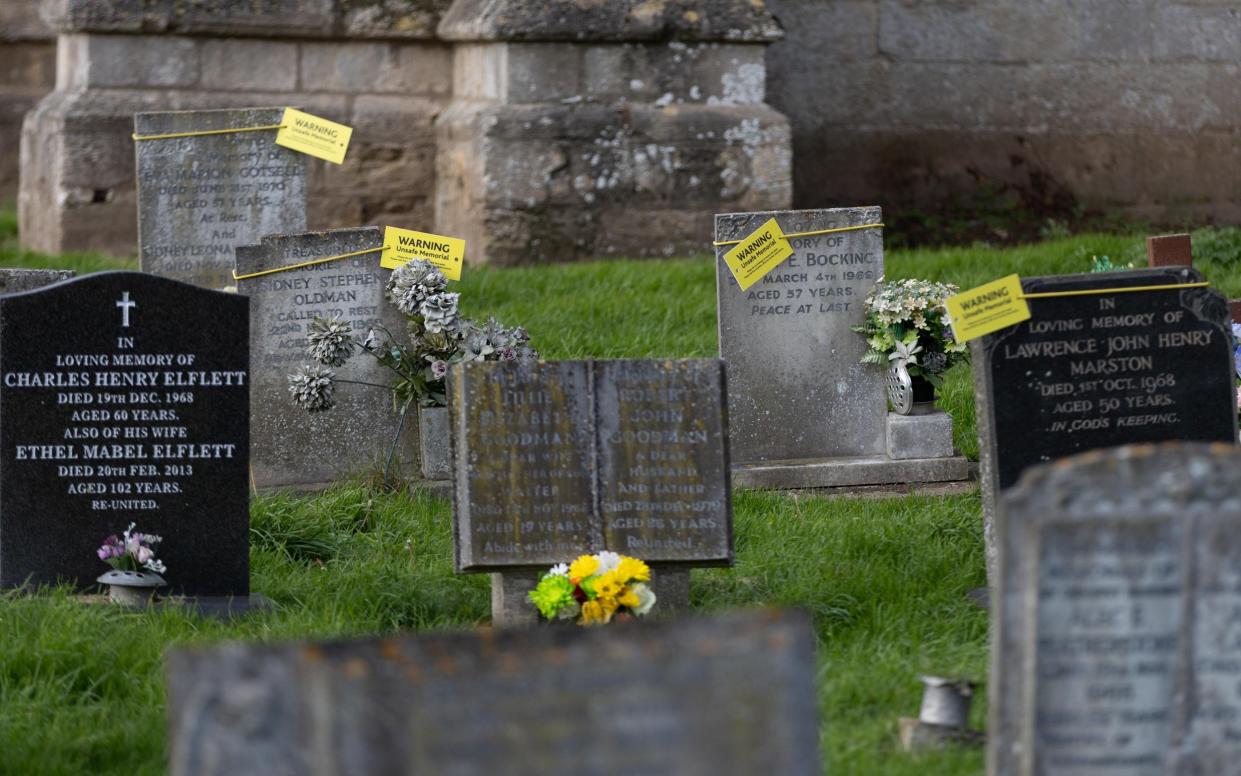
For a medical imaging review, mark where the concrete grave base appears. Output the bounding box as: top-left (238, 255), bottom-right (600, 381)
top-left (79, 593), bottom-right (275, 620)
top-left (491, 565), bottom-right (692, 629)
top-left (887, 411), bottom-right (955, 460)
top-left (898, 718), bottom-right (985, 752)
top-left (731, 455), bottom-right (970, 491)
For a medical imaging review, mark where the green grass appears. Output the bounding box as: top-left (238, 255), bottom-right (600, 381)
top-left (1, 207), bottom-right (1238, 774)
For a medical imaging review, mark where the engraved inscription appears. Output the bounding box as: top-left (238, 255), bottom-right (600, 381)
top-left (1035, 521), bottom-right (1181, 774)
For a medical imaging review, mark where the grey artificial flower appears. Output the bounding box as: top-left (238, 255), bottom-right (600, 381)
top-left (459, 331), bottom-right (495, 362)
top-left (498, 346), bottom-right (518, 362)
top-left (307, 316), bottom-right (353, 367)
top-left (429, 360), bottom-right (449, 380)
top-left (386, 259), bottom-right (447, 315)
top-left (479, 317), bottom-right (513, 350)
top-left (362, 328), bottom-right (381, 351)
top-left (517, 346), bottom-right (539, 361)
top-left (420, 292), bottom-right (461, 334)
top-left (511, 326), bottom-right (530, 345)
top-left (288, 365), bottom-right (336, 412)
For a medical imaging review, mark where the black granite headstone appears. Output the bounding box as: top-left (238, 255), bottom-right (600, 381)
top-left (166, 609), bottom-right (821, 776)
top-left (0, 272), bottom-right (250, 596)
top-left (973, 266), bottom-right (1237, 576)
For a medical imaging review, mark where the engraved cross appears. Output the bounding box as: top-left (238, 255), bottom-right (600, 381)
top-left (116, 292), bottom-right (136, 328)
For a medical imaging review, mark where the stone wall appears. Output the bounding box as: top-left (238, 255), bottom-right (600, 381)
top-left (765, 0), bottom-right (1241, 226)
top-left (19, 0), bottom-right (452, 254)
top-left (0, 1), bottom-right (55, 202)
top-left (435, 0), bottom-right (791, 264)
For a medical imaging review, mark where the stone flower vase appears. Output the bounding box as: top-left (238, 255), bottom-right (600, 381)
top-left (418, 405), bottom-right (451, 480)
top-left (97, 569), bottom-right (165, 607)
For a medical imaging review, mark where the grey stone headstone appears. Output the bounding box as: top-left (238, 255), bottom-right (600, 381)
top-left (595, 359), bottom-right (732, 563)
top-left (0, 271), bottom-right (249, 596)
top-left (992, 443), bottom-right (1241, 775)
top-left (135, 107), bottom-right (307, 290)
top-left (973, 267), bottom-right (1237, 579)
top-left (452, 359), bottom-right (599, 570)
top-left (0, 268), bottom-right (74, 293)
top-left (166, 608), bottom-right (821, 776)
top-left (715, 206), bottom-right (885, 464)
top-left (235, 227), bottom-right (416, 490)
top-left (451, 359), bottom-right (732, 572)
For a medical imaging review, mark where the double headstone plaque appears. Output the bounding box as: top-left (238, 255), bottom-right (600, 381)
top-left (993, 443), bottom-right (1241, 775)
top-left (973, 267), bottom-right (1237, 577)
top-left (714, 206), bottom-right (968, 489)
top-left (135, 107), bottom-right (308, 289)
top-left (166, 609), bottom-right (821, 776)
top-left (0, 272), bottom-right (250, 596)
top-left (451, 359), bottom-right (732, 625)
top-left (235, 227), bottom-right (416, 490)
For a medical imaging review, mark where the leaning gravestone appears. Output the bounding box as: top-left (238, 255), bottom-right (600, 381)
top-left (166, 608), bottom-right (820, 776)
top-left (0, 268), bottom-right (73, 293)
top-left (0, 272), bottom-right (249, 596)
top-left (715, 207), bottom-right (967, 488)
top-left (451, 359), bottom-right (732, 626)
top-left (972, 266), bottom-right (1237, 579)
top-left (235, 227), bottom-right (416, 490)
top-left (992, 443), bottom-right (1241, 775)
top-left (135, 108), bottom-right (308, 290)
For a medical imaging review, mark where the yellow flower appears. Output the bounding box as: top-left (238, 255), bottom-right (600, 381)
top-left (568, 554), bottom-right (600, 582)
top-left (580, 600), bottom-right (605, 625)
top-left (598, 596), bottom-right (620, 622)
top-left (617, 588), bottom-right (640, 609)
top-left (615, 556), bottom-right (650, 583)
top-left (594, 570), bottom-right (623, 599)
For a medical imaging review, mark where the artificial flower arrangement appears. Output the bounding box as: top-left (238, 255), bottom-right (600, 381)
top-left (289, 259), bottom-right (538, 413)
top-left (528, 551), bottom-right (657, 626)
top-left (97, 523), bottom-right (166, 574)
top-left (852, 278), bottom-right (968, 387)
top-left (1088, 254), bottom-right (1135, 273)
top-left (1233, 322), bottom-right (1241, 414)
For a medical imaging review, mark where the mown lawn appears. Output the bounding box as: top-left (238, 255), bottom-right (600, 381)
top-left (1, 207), bottom-right (1239, 775)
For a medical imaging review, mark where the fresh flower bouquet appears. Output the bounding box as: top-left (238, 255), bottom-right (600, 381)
top-left (528, 552), bottom-right (657, 626)
top-left (289, 259), bottom-right (538, 413)
top-left (852, 278), bottom-right (968, 388)
top-left (97, 523), bottom-right (166, 574)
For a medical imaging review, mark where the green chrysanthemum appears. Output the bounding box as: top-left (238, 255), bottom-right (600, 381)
top-left (528, 574), bottom-right (576, 620)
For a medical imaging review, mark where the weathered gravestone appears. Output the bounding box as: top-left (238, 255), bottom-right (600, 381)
top-left (451, 359), bottom-right (732, 626)
top-left (715, 206), bottom-right (968, 488)
top-left (972, 267), bottom-right (1237, 580)
top-left (135, 108), bottom-right (307, 290)
top-left (0, 268), bottom-right (74, 293)
top-left (167, 608), bottom-right (820, 776)
top-left (992, 443), bottom-right (1241, 775)
top-left (1146, 233), bottom-right (1193, 268)
top-left (235, 227), bottom-right (416, 490)
top-left (0, 272), bottom-right (249, 596)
